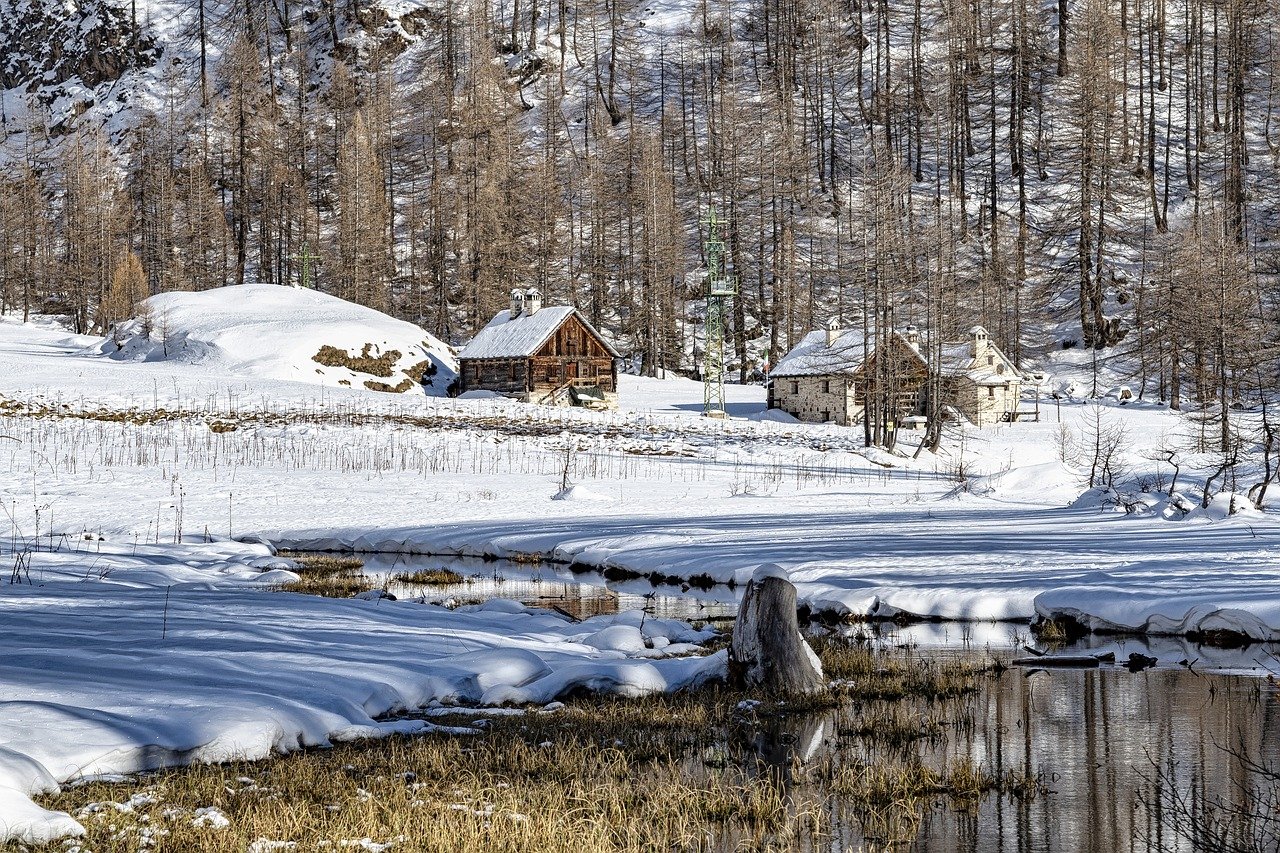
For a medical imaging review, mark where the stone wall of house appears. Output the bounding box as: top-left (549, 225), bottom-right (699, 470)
top-left (949, 379), bottom-right (1021, 426)
top-left (770, 376), bottom-right (858, 425)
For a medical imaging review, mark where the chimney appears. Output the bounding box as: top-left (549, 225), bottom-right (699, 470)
top-left (970, 325), bottom-right (989, 357)
top-left (904, 324), bottom-right (920, 351)
top-left (524, 287), bottom-right (542, 316)
top-left (825, 317), bottom-right (840, 346)
top-left (510, 288), bottom-right (525, 319)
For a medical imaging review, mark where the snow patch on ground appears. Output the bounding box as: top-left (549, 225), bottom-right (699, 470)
top-left (96, 285), bottom-right (457, 394)
top-left (0, 538), bottom-right (722, 844)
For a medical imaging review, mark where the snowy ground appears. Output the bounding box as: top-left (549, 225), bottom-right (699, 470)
top-left (0, 538), bottom-right (720, 843)
top-left (3, 294), bottom-right (1280, 841)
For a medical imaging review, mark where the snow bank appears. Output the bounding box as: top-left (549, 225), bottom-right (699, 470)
top-left (0, 539), bottom-right (723, 844)
top-left (96, 284), bottom-right (457, 394)
top-left (271, 497), bottom-right (1280, 643)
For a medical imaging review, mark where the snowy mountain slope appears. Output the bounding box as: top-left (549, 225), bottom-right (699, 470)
top-left (4, 0), bottom-right (1277, 382)
top-left (98, 284), bottom-right (457, 394)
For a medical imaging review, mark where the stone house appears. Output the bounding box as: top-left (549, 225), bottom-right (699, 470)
top-left (767, 323), bottom-right (1022, 428)
top-left (457, 289), bottom-right (620, 408)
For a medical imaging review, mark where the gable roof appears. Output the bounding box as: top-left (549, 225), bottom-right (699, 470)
top-left (458, 305), bottom-right (621, 360)
top-left (770, 328), bottom-right (928, 378)
top-left (769, 328), bottom-right (868, 377)
top-left (771, 324), bottom-right (1019, 384)
top-left (939, 334), bottom-right (1020, 385)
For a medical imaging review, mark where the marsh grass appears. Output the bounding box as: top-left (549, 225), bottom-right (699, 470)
top-left (23, 694), bottom-right (820, 853)
top-left (9, 642), bottom-right (1032, 853)
top-left (391, 567), bottom-right (465, 585)
top-left (812, 636), bottom-right (996, 701)
top-left (273, 552), bottom-right (375, 598)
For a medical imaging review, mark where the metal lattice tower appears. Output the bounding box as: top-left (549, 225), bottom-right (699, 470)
top-left (701, 207), bottom-right (737, 417)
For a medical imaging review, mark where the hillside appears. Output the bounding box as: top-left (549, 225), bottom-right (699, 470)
top-left (1, 0), bottom-right (1277, 397)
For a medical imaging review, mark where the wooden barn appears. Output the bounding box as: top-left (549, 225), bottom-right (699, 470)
top-left (457, 289), bottom-right (620, 408)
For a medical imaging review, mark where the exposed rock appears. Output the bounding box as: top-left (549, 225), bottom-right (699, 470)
top-left (0, 0), bottom-right (159, 93)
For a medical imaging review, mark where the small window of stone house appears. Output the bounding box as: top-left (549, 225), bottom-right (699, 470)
top-left (821, 410), bottom-right (831, 422)
top-left (987, 355), bottom-right (994, 366)
top-left (790, 381), bottom-right (799, 395)
top-left (987, 386), bottom-right (995, 398)
top-left (821, 379), bottom-right (830, 393)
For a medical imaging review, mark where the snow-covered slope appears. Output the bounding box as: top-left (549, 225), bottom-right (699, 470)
top-left (98, 285), bottom-right (457, 394)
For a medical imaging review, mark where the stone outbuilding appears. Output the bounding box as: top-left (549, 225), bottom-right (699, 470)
top-left (767, 323), bottom-right (1022, 428)
top-left (457, 289), bottom-right (620, 408)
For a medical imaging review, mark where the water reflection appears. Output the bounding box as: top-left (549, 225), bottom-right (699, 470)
top-left (733, 666), bottom-right (1280, 852)
top-left (334, 552), bottom-right (1280, 851)
top-left (356, 552), bottom-right (740, 622)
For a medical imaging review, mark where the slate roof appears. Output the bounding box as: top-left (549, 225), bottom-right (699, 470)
top-left (458, 306), bottom-right (621, 360)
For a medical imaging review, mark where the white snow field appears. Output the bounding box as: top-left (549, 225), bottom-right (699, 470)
top-left (4, 291), bottom-right (1280, 840)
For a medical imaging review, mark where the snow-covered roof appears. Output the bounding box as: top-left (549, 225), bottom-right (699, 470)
top-left (770, 328), bottom-right (930, 378)
top-left (458, 306), bottom-right (620, 360)
top-left (772, 324), bottom-right (1019, 385)
top-left (769, 328), bottom-right (869, 377)
top-left (939, 339), bottom-right (1021, 385)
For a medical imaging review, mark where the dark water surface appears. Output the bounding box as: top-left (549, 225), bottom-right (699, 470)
top-left (832, 667), bottom-right (1278, 852)
top-left (349, 553), bottom-right (1280, 851)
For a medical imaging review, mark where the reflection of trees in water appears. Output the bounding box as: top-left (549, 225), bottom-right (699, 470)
top-left (1144, 736), bottom-right (1280, 853)
top-left (734, 666), bottom-right (1280, 852)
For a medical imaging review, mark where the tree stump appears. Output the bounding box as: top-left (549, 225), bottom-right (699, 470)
top-left (729, 567), bottom-right (825, 696)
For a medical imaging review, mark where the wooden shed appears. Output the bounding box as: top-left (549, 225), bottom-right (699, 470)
top-left (457, 289), bottom-right (620, 408)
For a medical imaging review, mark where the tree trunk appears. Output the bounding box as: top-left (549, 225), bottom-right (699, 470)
top-left (729, 570), bottom-right (825, 696)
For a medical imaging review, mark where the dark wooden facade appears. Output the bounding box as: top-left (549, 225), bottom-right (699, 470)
top-left (460, 313), bottom-right (618, 405)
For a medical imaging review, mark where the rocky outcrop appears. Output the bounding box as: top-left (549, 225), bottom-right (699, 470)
top-left (0, 0), bottom-right (159, 92)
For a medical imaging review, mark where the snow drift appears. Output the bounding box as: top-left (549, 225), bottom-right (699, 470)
top-left (0, 538), bottom-right (723, 844)
top-left (97, 284), bottom-right (457, 394)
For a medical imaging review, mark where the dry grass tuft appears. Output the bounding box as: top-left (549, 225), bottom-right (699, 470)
top-left (273, 553), bottom-right (374, 598)
top-left (812, 636), bottom-right (995, 702)
top-left (392, 567), bottom-right (465, 586)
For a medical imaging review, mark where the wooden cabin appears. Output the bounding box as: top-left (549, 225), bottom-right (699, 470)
top-left (768, 323), bottom-right (1021, 428)
top-left (457, 289), bottom-right (620, 408)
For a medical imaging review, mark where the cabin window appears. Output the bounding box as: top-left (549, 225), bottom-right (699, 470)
top-left (546, 365), bottom-right (557, 382)
top-left (987, 386), bottom-right (995, 398)
top-left (790, 381), bottom-right (799, 395)
top-left (821, 380), bottom-right (830, 393)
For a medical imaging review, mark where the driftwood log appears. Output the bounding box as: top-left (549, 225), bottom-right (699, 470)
top-left (729, 570), bottom-right (825, 695)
